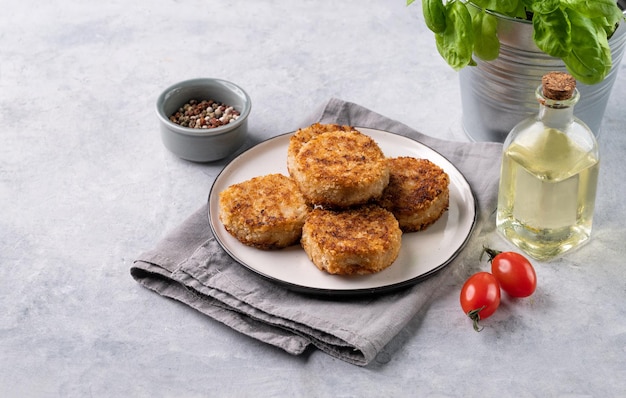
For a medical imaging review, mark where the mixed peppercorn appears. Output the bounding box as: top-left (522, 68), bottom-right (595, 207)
top-left (169, 99), bottom-right (240, 129)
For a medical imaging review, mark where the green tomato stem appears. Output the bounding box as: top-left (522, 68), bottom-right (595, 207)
top-left (481, 246), bottom-right (502, 263)
top-left (467, 306), bottom-right (486, 332)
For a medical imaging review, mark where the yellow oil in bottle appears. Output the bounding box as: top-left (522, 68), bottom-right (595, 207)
top-left (496, 127), bottom-right (599, 260)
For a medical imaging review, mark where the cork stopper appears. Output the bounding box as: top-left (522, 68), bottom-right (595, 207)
top-left (541, 72), bottom-right (576, 100)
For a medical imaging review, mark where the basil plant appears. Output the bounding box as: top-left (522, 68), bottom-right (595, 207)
top-left (410, 0), bottom-right (625, 84)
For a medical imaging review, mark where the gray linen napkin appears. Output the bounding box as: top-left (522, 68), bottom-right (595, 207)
top-left (131, 98), bottom-right (503, 366)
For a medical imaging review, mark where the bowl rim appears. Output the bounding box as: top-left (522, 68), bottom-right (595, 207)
top-left (155, 77), bottom-right (251, 137)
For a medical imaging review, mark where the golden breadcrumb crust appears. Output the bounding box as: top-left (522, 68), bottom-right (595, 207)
top-left (291, 130), bottom-right (390, 208)
top-left (219, 174), bottom-right (309, 249)
top-left (378, 157), bottom-right (449, 232)
top-left (301, 205), bottom-right (402, 275)
top-left (287, 123), bottom-right (358, 176)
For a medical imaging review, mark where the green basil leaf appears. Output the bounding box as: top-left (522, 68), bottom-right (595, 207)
top-left (593, 6), bottom-right (624, 38)
top-left (470, 0), bottom-right (489, 8)
top-left (422, 0), bottom-right (447, 33)
top-left (521, 0), bottom-right (540, 13)
top-left (435, 0), bottom-right (474, 70)
top-left (532, 8), bottom-right (572, 58)
top-left (563, 9), bottom-right (612, 85)
top-left (472, 0), bottom-right (520, 14)
top-left (526, 0), bottom-right (560, 15)
top-left (509, 1), bottom-right (529, 19)
top-left (562, 0), bottom-right (620, 19)
top-left (472, 10), bottom-right (500, 61)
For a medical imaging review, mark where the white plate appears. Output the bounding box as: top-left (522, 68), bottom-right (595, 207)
top-left (208, 128), bottom-right (476, 295)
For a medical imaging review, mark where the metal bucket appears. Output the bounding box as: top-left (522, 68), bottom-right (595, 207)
top-left (460, 9), bottom-right (626, 142)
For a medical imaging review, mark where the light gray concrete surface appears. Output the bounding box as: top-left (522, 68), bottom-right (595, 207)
top-left (2, 1), bottom-right (625, 397)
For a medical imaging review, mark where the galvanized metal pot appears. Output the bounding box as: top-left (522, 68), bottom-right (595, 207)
top-left (460, 9), bottom-right (626, 142)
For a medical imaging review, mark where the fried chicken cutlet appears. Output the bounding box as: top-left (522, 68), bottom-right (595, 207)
top-left (219, 173), bottom-right (309, 249)
top-left (378, 157), bottom-right (449, 232)
top-left (287, 123), bottom-right (358, 176)
top-left (301, 205), bottom-right (402, 275)
top-left (290, 130), bottom-right (390, 208)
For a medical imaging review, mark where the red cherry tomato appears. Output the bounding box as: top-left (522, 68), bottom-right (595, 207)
top-left (460, 272), bottom-right (501, 332)
top-left (483, 247), bottom-right (537, 298)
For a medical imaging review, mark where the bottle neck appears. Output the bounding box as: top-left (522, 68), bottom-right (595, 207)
top-left (537, 103), bottom-right (575, 130)
top-left (535, 85), bottom-right (579, 131)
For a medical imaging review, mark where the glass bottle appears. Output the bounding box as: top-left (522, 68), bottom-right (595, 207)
top-left (496, 72), bottom-right (599, 261)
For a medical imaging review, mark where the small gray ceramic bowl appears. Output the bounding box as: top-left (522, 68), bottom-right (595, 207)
top-left (156, 78), bottom-right (251, 162)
